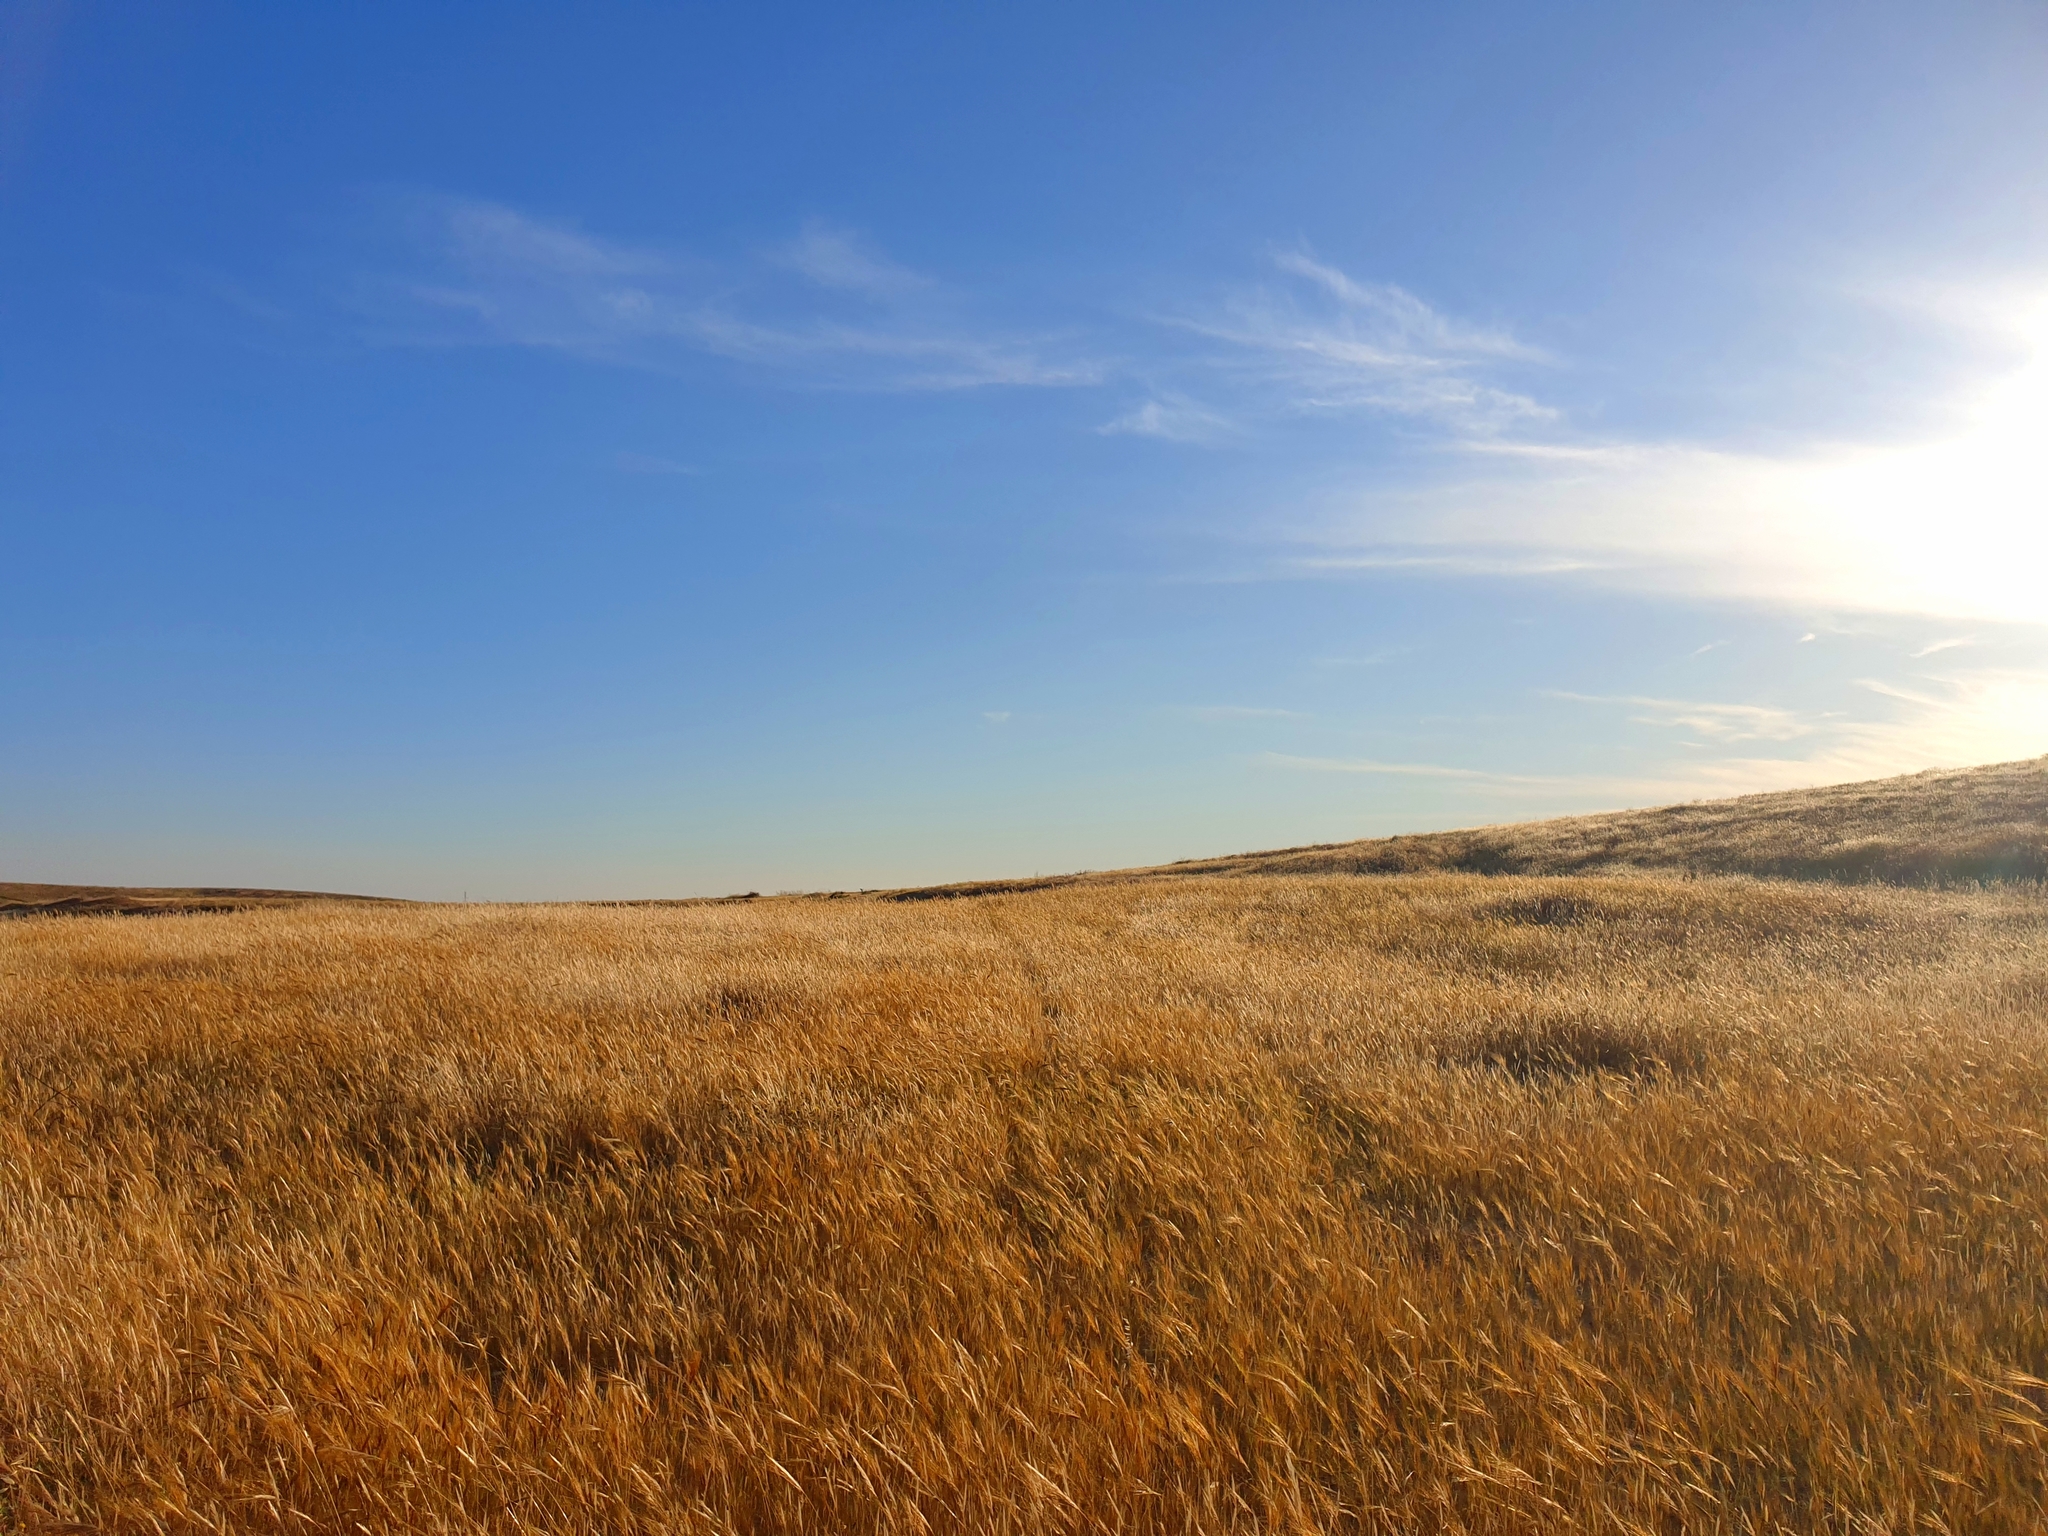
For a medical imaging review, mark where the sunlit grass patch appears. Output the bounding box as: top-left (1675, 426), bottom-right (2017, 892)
top-left (1, 874), bottom-right (2044, 1532)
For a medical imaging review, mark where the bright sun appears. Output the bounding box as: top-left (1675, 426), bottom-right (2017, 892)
top-left (1795, 295), bottom-right (2048, 623)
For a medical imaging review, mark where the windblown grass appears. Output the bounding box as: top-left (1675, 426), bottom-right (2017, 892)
top-left (3, 874), bottom-right (2045, 1531)
top-left (1148, 753), bottom-right (2048, 888)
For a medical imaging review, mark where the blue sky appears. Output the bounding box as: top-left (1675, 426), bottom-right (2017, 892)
top-left (5, 2), bottom-right (2047, 898)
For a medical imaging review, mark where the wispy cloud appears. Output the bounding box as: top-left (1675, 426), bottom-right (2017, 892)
top-left (354, 195), bottom-right (1101, 392)
top-left (1098, 394), bottom-right (1236, 443)
top-left (1165, 249), bottom-right (1554, 435)
top-left (772, 220), bottom-right (930, 298)
top-left (1567, 668), bottom-right (2048, 789)
top-left (1260, 753), bottom-right (1555, 784)
top-left (1263, 662), bottom-right (2048, 814)
top-left (346, 204), bottom-right (2048, 630)
top-left (441, 198), bottom-right (665, 279)
top-left (682, 307), bottom-right (1100, 389)
top-left (1269, 251), bottom-right (1541, 362)
top-left (1912, 636), bottom-right (1976, 658)
top-left (1288, 550), bottom-right (1602, 578)
top-left (1299, 288), bottom-right (2048, 625)
top-left (1546, 691), bottom-right (1816, 744)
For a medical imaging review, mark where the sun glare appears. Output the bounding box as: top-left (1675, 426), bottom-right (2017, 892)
top-left (1422, 288), bottom-right (2048, 627)
top-left (1794, 295), bottom-right (2048, 623)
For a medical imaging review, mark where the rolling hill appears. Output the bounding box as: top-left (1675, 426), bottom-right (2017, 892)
top-left (12, 757), bottom-right (2044, 917)
top-left (4, 756), bottom-right (2047, 1530)
top-left (882, 754), bottom-right (2048, 902)
top-left (0, 883), bottom-right (402, 918)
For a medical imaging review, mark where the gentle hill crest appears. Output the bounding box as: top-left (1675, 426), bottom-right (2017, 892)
top-left (11, 757), bottom-right (2044, 914)
top-left (1162, 754), bottom-right (2048, 885)
top-left (0, 883), bottom-right (404, 919)
top-left (876, 754), bottom-right (2048, 901)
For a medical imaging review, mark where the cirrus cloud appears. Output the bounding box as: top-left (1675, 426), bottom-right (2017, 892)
top-left (351, 194), bottom-right (1104, 392)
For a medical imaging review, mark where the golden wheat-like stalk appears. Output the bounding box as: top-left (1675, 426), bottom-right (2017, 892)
top-left (2, 874), bottom-right (2044, 1531)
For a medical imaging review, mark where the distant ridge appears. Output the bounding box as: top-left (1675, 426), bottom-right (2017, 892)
top-left (14, 757), bottom-right (2045, 915)
top-left (0, 883), bottom-right (404, 918)
top-left (877, 755), bottom-right (2048, 901)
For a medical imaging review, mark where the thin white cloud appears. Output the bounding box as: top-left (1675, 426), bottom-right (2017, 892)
top-left (439, 198), bottom-right (665, 278)
top-left (773, 220), bottom-right (930, 298)
top-left (357, 207), bottom-right (2048, 632)
top-left (684, 308), bottom-right (1100, 389)
top-left (1264, 664), bottom-right (2048, 813)
top-left (358, 195), bottom-right (1100, 392)
top-left (1290, 550), bottom-right (1602, 578)
top-left (1098, 395), bottom-right (1236, 443)
top-left (1856, 677), bottom-right (1937, 706)
top-left (1166, 250), bottom-right (1554, 434)
top-left (1269, 251), bottom-right (1542, 361)
top-left (1911, 636), bottom-right (1976, 658)
top-left (1545, 691), bottom-right (1815, 744)
top-left (1304, 288), bottom-right (2048, 626)
top-left (1261, 753), bottom-right (1555, 784)
top-left (1614, 670), bottom-right (2048, 788)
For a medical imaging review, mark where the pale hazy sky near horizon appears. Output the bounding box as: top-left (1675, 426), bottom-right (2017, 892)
top-left (4, 3), bottom-right (2047, 899)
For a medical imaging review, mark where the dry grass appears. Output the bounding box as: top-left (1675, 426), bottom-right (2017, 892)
top-left (3, 874), bottom-right (2046, 1532)
top-left (1137, 754), bottom-right (2048, 889)
top-left (0, 885), bottom-right (401, 920)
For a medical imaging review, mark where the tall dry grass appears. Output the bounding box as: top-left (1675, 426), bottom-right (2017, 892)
top-left (1154, 753), bottom-right (2048, 887)
top-left (2, 874), bottom-right (2045, 1532)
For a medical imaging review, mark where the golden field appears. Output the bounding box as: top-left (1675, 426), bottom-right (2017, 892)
top-left (3, 869), bottom-right (2045, 1532)
top-left (923, 756), bottom-right (2048, 894)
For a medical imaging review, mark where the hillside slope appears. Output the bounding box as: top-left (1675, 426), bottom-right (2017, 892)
top-left (0, 883), bottom-right (401, 918)
top-left (1170, 755), bottom-right (2048, 885)
top-left (12, 757), bottom-right (2045, 914)
top-left (872, 756), bottom-right (2048, 904)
